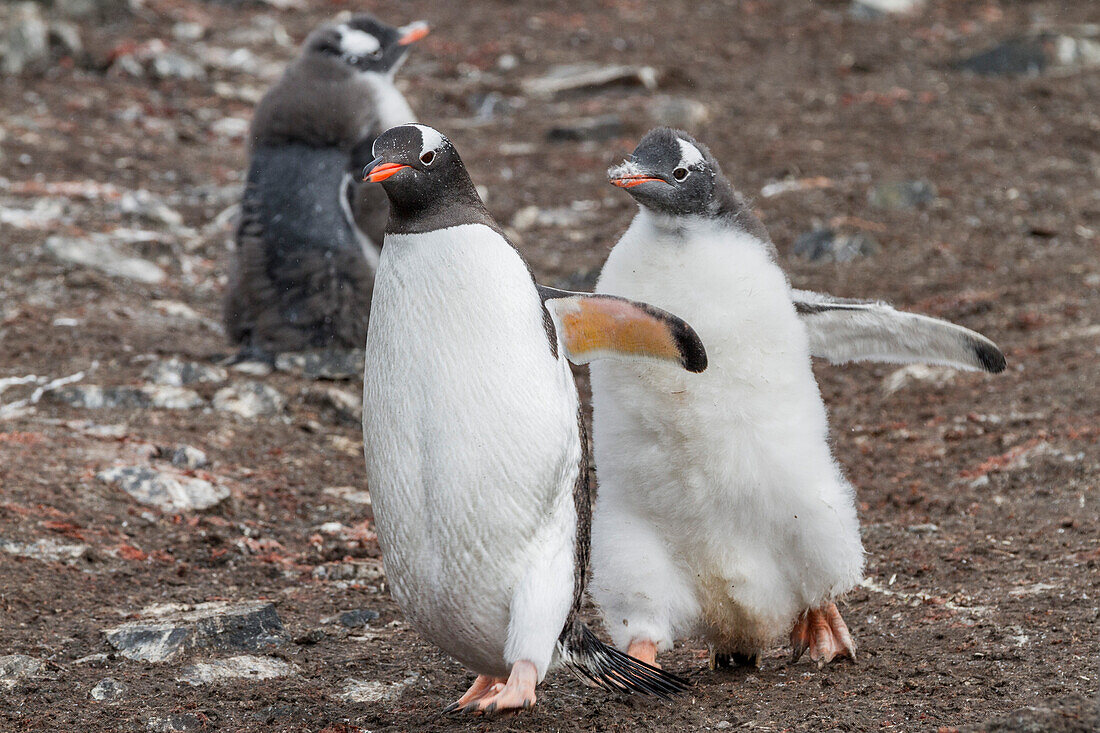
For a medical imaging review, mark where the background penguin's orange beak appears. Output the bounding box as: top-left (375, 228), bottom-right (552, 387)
top-left (365, 162), bottom-right (410, 183)
top-left (611, 175), bottom-right (666, 188)
top-left (397, 21), bottom-right (430, 45)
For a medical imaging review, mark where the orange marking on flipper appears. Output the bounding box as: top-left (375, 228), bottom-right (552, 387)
top-left (558, 297), bottom-right (683, 365)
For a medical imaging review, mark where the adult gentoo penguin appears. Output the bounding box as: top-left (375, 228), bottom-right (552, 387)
top-left (224, 14), bottom-right (429, 361)
top-left (590, 127), bottom-right (1006, 670)
top-left (360, 124), bottom-right (698, 713)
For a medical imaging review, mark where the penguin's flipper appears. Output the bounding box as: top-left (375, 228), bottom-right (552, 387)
top-left (537, 286), bottom-right (707, 373)
top-left (792, 290), bottom-right (1006, 373)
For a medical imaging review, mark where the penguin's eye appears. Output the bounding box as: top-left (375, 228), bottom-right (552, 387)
top-left (673, 167), bottom-right (689, 182)
top-left (420, 151), bottom-right (435, 166)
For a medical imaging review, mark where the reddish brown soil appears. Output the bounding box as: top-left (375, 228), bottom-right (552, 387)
top-left (0, 0), bottom-right (1097, 731)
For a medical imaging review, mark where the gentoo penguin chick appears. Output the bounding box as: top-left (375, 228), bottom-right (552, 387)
top-left (590, 127), bottom-right (1007, 671)
top-left (361, 124), bottom-right (699, 713)
top-left (224, 15), bottom-right (429, 361)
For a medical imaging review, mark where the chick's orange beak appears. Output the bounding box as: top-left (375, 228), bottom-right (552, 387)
top-left (397, 21), bottom-right (430, 45)
top-left (365, 162), bottom-right (409, 183)
top-left (610, 175), bottom-right (666, 188)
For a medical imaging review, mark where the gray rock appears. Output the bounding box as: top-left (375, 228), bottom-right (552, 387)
top-left (210, 116), bottom-right (249, 140)
top-left (104, 601), bottom-right (285, 663)
top-left (151, 51), bottom-right (206, 81)
top-left (882, 364), bottom-right (958, 394)
top-left (312, 560), bottom-right (385, 584)
top-left (522, 63), bottom-right (659, 97)
top-left (954, 37), bottom-right (1049, 77)
top-left (97, 466), bottom-right (228, 512)
top-left (868, 180), bottom-right (936, 210)
top-left (171, 22), bottom-right (206, 43)
top-left (90, 677), bottom-right (126, 701)
top-left (1, 3), bottom-right (49, 75)
top-left (0, 654), bottom-right (44, 689)
top-left (321, 486), bottom-right (372, 506)
top-left (230, 360), bottom-right (274, 377)
top-left (274, 350), bottom-right (363, 380)
top-left (954, 30), bottom-right (1100, 77)
top-left (48, 21), bottom-right (82, 59)
top-left (0, 536), bottom-right (89, 563)
top-left (213, 382), bottom-right (285, 418)
top-left (47, 384), bottom-right (204, 410)
top-left (147, 714), bottom-right (205, 732)
top-left (337, 673), bottom-right (419, 703)
top-left (337, 609), bottom-right (380, 628)
top-left (305, 386), bottom-right (361, 425)
top-left (142, 359), bottom-right (227, 387)
top-left (647, 95), bottom-right (710, 129)
top-left (547, 114), bottom-right (624, 142)
top-left (792, 229), bottom-right (880, 263)
top-left (511, 201), bottom-right (600, 232)
top-left (850, 0), bottom-right (923, 20)
top-left (45, 234), bottom-right (165, 284)
top-left (178, 655), bottom-right (297, 686)
top-left (118, 190), bottom-right (185, 229)
top-left (153, 444), bottom-right (210, 470)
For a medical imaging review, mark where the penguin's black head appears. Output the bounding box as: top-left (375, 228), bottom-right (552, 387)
top-left (363, 125), bottom-right (487, 232)
top-left (608, 128), bottom-right (725, 217)
top-left (305, 14), bottom-right (429, 77)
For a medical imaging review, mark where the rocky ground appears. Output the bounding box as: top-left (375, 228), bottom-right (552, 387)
top-left (1, 0), bottom-right (1098, 731)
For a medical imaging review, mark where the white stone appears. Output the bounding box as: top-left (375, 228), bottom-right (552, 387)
top-left (178, 655), bottom-right (297, 686)
top-left (97, 466), bottom-right (228, 512)
top-left (46, 235), bottom-right (165, 284)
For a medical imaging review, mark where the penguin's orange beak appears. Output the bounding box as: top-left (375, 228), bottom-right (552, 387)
top-left (397, 21), bottom-right (430, 46)
top-left (365, 162), bottom-right (409, 183)
top-left (610, 174), bottom-right (666, 188)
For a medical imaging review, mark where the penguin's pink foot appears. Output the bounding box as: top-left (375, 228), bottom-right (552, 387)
top-left (627, 638), bottom-right (661, 669)
top-left (466, 660), bottom-right (538, 715)
top-left (790, 602), bottom-right (856, 668)
top-left (442, 674), bottom-right (505, 714)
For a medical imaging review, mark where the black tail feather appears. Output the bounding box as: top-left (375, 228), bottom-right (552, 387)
top-left (558, 621), bottom-right (688, 699)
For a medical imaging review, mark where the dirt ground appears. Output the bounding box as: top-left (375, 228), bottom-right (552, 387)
top-left (1, 0), bottom-right (1098, 731)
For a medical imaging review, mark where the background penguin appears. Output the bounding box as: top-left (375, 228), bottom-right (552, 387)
top-left (224, 14), bottom-right (429, 361)
top-left (361, 124), bottom-right (698, 713)
top-left (589, 127), bottom-right (1007, 671)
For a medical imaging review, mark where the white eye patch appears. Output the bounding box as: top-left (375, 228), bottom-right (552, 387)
top-left (676, 138), bottom-right (705, 169)
top-left (411, 124), bottom-right (444, 158)
top-left (339, 26), bottom-right (381, 56)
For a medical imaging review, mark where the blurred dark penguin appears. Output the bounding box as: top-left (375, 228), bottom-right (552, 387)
top-left (224, 14), bottom-right (429, 361)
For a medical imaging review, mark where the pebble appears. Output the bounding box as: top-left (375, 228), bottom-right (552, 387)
top-left (45, 235), bottom-right (165, 284)
top-left (155, 444), bottom-right (210, 470)
top-left (522, 63), bottom-right (658, 97)
top-left (867, 180), bottom-right (936, 210)
top-left (213, 382), bottom-right (285, 419)
top-left (647, 95), bottom-right (710, 129)
top-left (104, 601), bottom-right (285, 663)
top-left (0, 654), bottom-right (45, 688)
top-left (275, 350), bottom-right (363, 380)
top-left (0, 537), bottom-right (89, 563)
top-left (850, 0), bottom-right (923, 19)
top-left (337, 673), bottom-right (419, 703)
top-left (178, 655), bottom-right (297, 686)
top-left (882, 364), bottom-right (958, 394)
top-left (142, 359), bottom-right (227, 387)
top-left (547, 114), bottom-right (624, 142)
top-left (47, 384), bottom-right (205, 410)
top-left (97, 466), bottom-right (229, 512)
top-left (337, 609), bottom-right (380, 628)
top-left (210, 117), bottom-right (250, 140)
top-left (147, 714), bottom-right (205, 732)
top-left (305, 386), bottom-right (361, 425)
top-left (322, 486), bottom-right (372, 506)
top-left (90, 677), bottom-right (127, 701)
top-left (312, 560), bottom-right (385, 584)
top-left (792, 229), bottom-right (880, 263)
top-left (1, 3), bottom-right (49, 75)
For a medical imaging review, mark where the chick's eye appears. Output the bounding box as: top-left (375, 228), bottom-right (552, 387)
top-left (673, 167), bottom-right (689, 181)
top-left (420, 151), bottom-right (435, 165)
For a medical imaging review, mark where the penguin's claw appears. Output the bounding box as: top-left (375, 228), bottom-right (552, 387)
top-left (467, 660), bottom-right (538, 714)
top-left (789, 602), bottom-right (856, 667)
top-left (447, 674), bottom-right (503, 714)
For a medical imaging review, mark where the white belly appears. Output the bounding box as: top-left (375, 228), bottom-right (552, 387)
top-left (590, 216), bottom-right (864, 650)
top-left (363, 224), bottom-right (579, 675)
